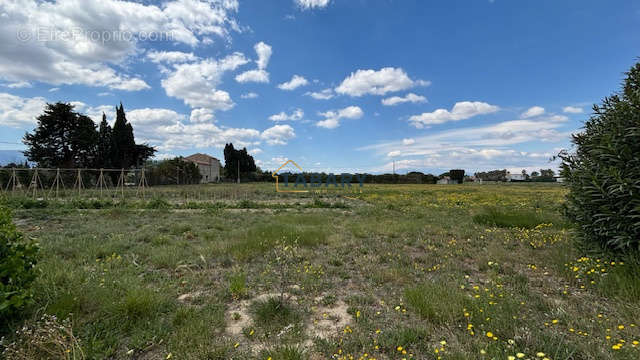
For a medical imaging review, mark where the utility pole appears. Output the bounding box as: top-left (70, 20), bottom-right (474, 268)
top-left (176, 166), bottom-right (179, 185)
top-left (237, 161), bottom-right (240, 184)
top-left (393, 160), bottom-right (396, 175)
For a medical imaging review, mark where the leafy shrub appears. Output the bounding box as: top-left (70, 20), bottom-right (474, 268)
top-left (236, 199), bottom-right (260, 208)
top-left (14, 198), bottom-right (49, 209)
top-left (0, 206), bottom-right (38, 322)
top-left (145, 198), bottom-right (171, 209)
top-left (68, 199), bottom-right (113, 209)
top-left (559, 62), bottom-right (640, 251)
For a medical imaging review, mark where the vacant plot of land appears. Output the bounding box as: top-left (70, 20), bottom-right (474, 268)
top-left (4, 183), bottom-right (640, 359)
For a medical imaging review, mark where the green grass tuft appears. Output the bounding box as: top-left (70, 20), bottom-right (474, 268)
top-left (404, 281), bottom-right (469, 324)
top-left (260, 345), bottom-right (307, 360)
top-left (113, 288), bottom-right (172, 326)
top-left (378, 326), bottom-right (430, 353)
top-left (473, 207), bottom-right (555, 228)
top-left (250, 297), bottom-right (301, 332)
top-left (226, 222), bottom-right (328, 261)
top-left (228, 272), bottom-right (247, 299)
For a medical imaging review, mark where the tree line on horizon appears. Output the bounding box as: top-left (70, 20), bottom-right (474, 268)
top-left (246, 168), bottom-right (558, 184)
top-left (474, 168), bottom-right (556, 182)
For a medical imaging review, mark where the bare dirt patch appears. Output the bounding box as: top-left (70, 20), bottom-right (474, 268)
top-left (223, 291), bottom-right (352, 355)
top-left (308, 299), bottom-right (351, 340)
top-left (224, 292), bottom-right (298, 336)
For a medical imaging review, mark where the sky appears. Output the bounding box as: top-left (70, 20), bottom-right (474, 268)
top-left (0, 0), bottom-right (638, 175)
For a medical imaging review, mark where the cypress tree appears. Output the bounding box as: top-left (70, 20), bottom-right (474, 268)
top-left (111, 103), bottom-right (137, 169)
top-left (97, 113), bottom-right (112, 168)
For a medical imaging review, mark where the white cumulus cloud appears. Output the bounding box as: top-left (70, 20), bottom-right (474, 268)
top-left (0, 0), bottom-right (240, 91)
top-left (235, 41), bottom-right (272, 83)
top-left (409, 101), bottom-right (499, 128)
top-left (241, 92), bottom-right (259, 99)
top-left (316, 105), bottom-right (363, 129)
top-left (295, 0), bottom-right (330, 9)
top-left (189, 108), bottom-right (215, 123)
top-left (6, 81), bottom-right (32, 89)
top-left (563, 106), bottom-right (584, 114)
top-left (335, 67), bottom-right (429, 97)
top-left (261, 124), bottom-right (296, 145)
top-left (548, 114), bottom-right (569, 122)
top-left (254, 42), bottom-right (272, 70)
top-left (161, 52), bottom-right (248, 111)
top-left (0, 92), bottom-right (46, 128)
top-left (278, 75), bottom-right (309, 90)
top-left (521, 106), bottom-right (545, 118)
top-left (147, 51), bottom-right (198, 64)
top-left (128, 108), bottom-right (185, 125)
top-left (305, 88), bottom-right (334, 100)
top-left (269, 108), bottom-right (304, 122)
top-left (381, 93), bottom-right (427, 106)
top-left (235, 69), bottom-right (269, 83)
top-left (149, 122), bottom-right (261, 151)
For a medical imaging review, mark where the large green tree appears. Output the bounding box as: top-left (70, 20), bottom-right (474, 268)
top-left (560, 61), bottom-right (640, 251)
top-left (223, 143), bottom-right (256, 181)
top-left (474, 169), bottom-right (507, 182)
top-left (71, 115), bottom-right (99, 168)
top-left (24, 102), bottom-right (156, 170)
top-left (23, 102), bottom-right (97, 168)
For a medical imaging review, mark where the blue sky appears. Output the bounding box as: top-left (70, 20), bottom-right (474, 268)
top-left (0, 0), bottom-right (638, 174)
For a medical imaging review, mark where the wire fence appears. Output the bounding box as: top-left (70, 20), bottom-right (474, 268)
top-left (0, 168), bottom-right (150, 199)
top-left (0, 168), bottom-right (361, 203)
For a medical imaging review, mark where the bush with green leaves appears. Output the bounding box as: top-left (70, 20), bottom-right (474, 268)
top-left (0, 205), bottom-right (38, 321)
top-left (559, 61), bottom-right (640, 251)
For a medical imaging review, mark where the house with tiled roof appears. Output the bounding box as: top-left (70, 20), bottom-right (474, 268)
top-left (184, 153), bottom-right (221, 183)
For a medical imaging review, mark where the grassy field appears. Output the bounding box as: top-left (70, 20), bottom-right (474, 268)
top-left (2, 183), bottom-right (639, 359)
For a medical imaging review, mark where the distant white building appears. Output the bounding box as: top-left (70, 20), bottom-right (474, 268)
top-left (184, 153), bottom-right (221, 183)
top-left (437, 176), bottom-right (458, 184)
top-left (506, 173), bottom-right (527, 182)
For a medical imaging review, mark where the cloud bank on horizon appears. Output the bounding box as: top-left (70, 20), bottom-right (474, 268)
top-left (0, 0), bottom-right (636, 174)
